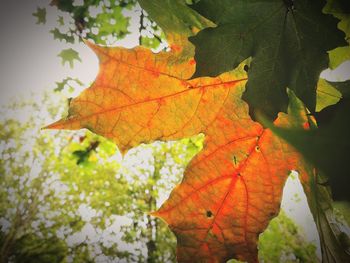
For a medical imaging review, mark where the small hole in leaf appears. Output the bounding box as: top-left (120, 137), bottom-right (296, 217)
top-left (255, 146), bottom-right (260, 152)
top-left (233, 156), bottom-right (238, 166)
top-left (244, 65), bottom-right (249, 72)
top-left (206, 210), bottom-right (213, 218)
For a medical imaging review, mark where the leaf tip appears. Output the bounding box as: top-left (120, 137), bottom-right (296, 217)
top-left (149, 210), bottom-right (162, 218)
top-left (42, 119), bottom-right (68, 130)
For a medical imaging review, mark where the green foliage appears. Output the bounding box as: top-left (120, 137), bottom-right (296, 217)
top-left (12, 234), bottom-right (67, 263)
top-left (304, 169), bottom-right (350, 263)
top-left (267, 84), bottom-right (350, 201)
top-left (258, 211), bottom-right (317, 262)
top-left (262, 90), bottom-right (350, 261)
top-left (316, 79), bottom-right (342, 112)
top-left (32, 7), bottom-right (46, 25)
top-left (325, 0), bottom-right (350, 69)
top-left (49, 0), bottom-right (136, 45)
top-left (54, 77), bottom-right (83, 92)
top-left (138, 0), bottom-right (213, 60)
top-left (138, 0), bottom-right (211, 38)
top-left (189, 0), bottom-right (346, 120)
top-left (0, 91), bottom-right (202, 262)
top-left (227, 210), bottom-right (318, 263)
top-left (327, 79), bottom-right (350, 98)
top-left (50, 28), bottom-right (75, 44)
top-left (334, 202), bottom-right (350, 226)
top-left (58, 48), bottom-right (82, 68)
top-left (90, 4), bottom-right (130, 44)
top-left (271, 99), bottom-right (350, 201)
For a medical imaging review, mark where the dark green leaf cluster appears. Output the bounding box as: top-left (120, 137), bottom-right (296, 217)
top-left (189, 0), bottom-right (346, 120)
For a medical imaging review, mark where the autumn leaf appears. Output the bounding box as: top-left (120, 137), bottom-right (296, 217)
top-left (188, 0), bottom-right (346, 120)
top-left (46, 41), bottom-right (246, 152)
top-left (45, 37), bottom-right (313, 262)
top-left (43, 1), bottom-right (350, 262)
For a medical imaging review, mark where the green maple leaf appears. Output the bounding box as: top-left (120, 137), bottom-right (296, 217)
top-left (54, 77), bottom-right (83, 92)
top-left (316, 78), bottom-right (342, 111)
top-left (139, 0), bottom-right (211, 36)
top-left (58, 48), bottom-right (82, 68)
top-left (189, 0), bottom-right (346, 120)
top-left (138, 0), bottom-right (213, 53)
top-left (325, 0), bottom-right (350, 69)
top-left (32, 7), bottom-right (46, 24)
top-left (57, 16), bottom-right (65, 26)
top-left (50, 28), bottom-right (75, 44)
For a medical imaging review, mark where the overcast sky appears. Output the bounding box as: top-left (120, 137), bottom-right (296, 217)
top-left (0, 0), bottom-right (99, 105)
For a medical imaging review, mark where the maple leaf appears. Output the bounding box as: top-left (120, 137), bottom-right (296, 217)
top-left (50, 28), bottom-right (75, 44)
top-left (138, 0), bottom-right (214, 56)
top-left (188, 0), bottom-right (346, 120)
top-left (316, 78), bottom-right (342, 112)
top-left (45, 39), bottom-right (311, 262)
top-left (32, 7), bottom-right (46, 25)
top-left (44, 1), bottom-right (350, 261)
top-left (58, 48), bottom-right (82, 68)
top-left (54, 77), bottom-right (83, 92)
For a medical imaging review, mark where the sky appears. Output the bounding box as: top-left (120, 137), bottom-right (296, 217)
top-left (1, 0), bottom-right (350, 260)
top-left (0, 1), bottom-right (92, 105)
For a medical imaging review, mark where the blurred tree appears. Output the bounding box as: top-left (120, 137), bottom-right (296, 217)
top-left (48, 0), bottom-right (136, 45)
top-left (258, 210), bottom-right (317, 262)
top-left (0, 91), bottom-right (202, 262)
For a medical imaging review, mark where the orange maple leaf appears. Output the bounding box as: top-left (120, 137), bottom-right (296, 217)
top-left (46, 42), bottom-right (305, 262)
